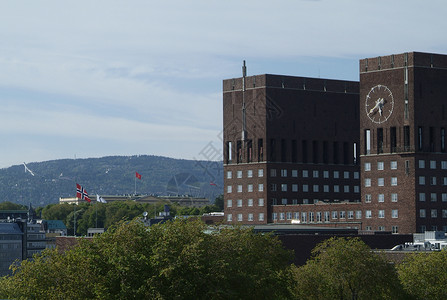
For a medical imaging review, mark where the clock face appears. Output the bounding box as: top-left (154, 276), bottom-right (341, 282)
top-left (365, 84), bottom-right (394, 124)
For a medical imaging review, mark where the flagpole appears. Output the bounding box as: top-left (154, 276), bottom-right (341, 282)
top-left (95, 199), bottom-right (98, 228)
top-left (134, 176), bottom-right (136, 195)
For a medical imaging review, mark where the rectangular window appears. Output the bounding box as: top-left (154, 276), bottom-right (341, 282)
top-left (279, 212), bottom-right (285, 220)
top-left (348, 211), bottom-right (354, 219)
top-left (430, 127), bottom-right (435, 152)
top-left (270, 169), bottom-right (277, 177)
top-left (333, 171), bottom-right (339, 179)
top-left (420, 209), bottom-right (426, 218)
top-left (324, 185), bottom-right (329, 192)
top-left (391, 193), bottom-right (398, 202)
top-left (354, 186), bottom-right (360, 193)
top-left (258, 184), bottom-right (264, 192)
top-left (392, 226), bottom-right (399, 234)
top-left (419, 193), bottom-right (426, 202)
top-left (442, 193), bottom-right (447, 202)
top-left (378, 194), bottom-right (385, 202)
top-left (270, 184), bottom-right (277, 192)
top-left (430, 177), bottom-right (437, 185)
top-left (294, 212), bottom-right (299, 220)
top-left (378, 210), bottom-right (385, 218)
top-left (365, 129), bottom-right (371, 154)
top-left (226, 171), bottom-right (232, 179)
top-left (442, 128), bottom-right (446, 152)
top-left (247, 139), bottom-right (253, 163)
top-left (339, 211), bottom-right (346, 219)
top-left (281, 169), bottom-right (287, 177)
top-left (248, 213), bottom-right (254, 222)
top-left (418, 127), bottom-right (423, 151)
top-left (404, 126), bottom-right (410, 151)
top-left (227, 186), bottom-right (232, 193)
top-left (333, 185), bottom-right (340, 193)
top-left (258, 169), bottom-right (264, 177)
top-left (419, 160), bottom-right (425, 168)
top-left (377, 128), bottom-right (384, 154)
top-left (354, 172), bottom-right (359, 179)
top-left (292, 184), bottom-right (298, 192)
top-left (332, 211), bottom-right (338, 219)
top-left (227, 199), bottom-right (232, 207)
top-left (377, 161), bottom-right (384, 170)
top-left (430, 160), bottom-right (436, 169)
top-left (324, 211), bottom-right (330, 222)
top-left (344, 171), bottom-right (350, 179)
top-left (303, 185), bottom-right (309, 192)
top-left (364, 162), bottom-right (371, 171)
top-left (258, 139), bottom-right (264, 162)
top-left (237, 185), bottom-right (242, 192)
top-left (301, 212), bottom-right (307, 223)
top-left (365, 179), bottom-right (371, 187)
top-left (431, 209), bottom-right (438, 218)
top-left (272, 213), bottom-right (277, 221)
top-left (313, 185), bottom-right (319, 192)
top-left (302, 170), bottom-right (309, 177)
top-left (247, 170), bottom-right (253, 178)
top-left (237, 199), bottom-right (242, 207)
top-left (391, 177), bottom-right (397, 186)
top-left (258, 198), bottom-right (264, 206)
top-left (292, 170), bottom-right (298, 177)
top-left (344, 185), bottom-right (350, 193)
top-left (390, 127), bottom-right (397, 152)
top-left (392, 210), bottom-right (398, 218)
top-left (355, 210), bottom-right (362, 219)
top-left (286, 212), bottom-right (292, 220)
top-left (323, 171), bottom-right (329, 178)
top-left (431, 193), bottom-right (437, 202)
top-left (444, 177), bottom-right (447, 186)
top-left (442, 161), bottom-right (447, 169)
top-left (378, 178), bottom-right (384, 186)
top-left (237, 214), bottom-right (243, 222)
top-left (419, 176), bottom-right (425, 185)
top-left (247, 184), bottom-right (253, 192)
top-left (313, 170), bottom-right (319, 178)
top-left (281, 184), bottom-right (287, 192)
top-left (226, 141), bottom-right (232, 164)
top-left (316, 212), bottom-right (322, 222)
top-left (247, 199), bottom-right (253, 207)
top-left (366, 210), bottom-right (372, 218)
top-left (390, 161), bottom-right (397, 170)
top-left (443, 210), bottom-right (447, 218)
top-left (281, 198), bottom-right (287, 205)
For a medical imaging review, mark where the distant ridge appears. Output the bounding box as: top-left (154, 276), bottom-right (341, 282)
top-left (0, 155), bottom-right (223, 207)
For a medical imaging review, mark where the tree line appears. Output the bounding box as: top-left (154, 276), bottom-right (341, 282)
top-left (1, 217), bottom-right (446, 299)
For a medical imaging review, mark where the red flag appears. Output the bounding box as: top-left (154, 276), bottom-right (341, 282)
top-left (210, 182), bottom-right (217, 186)
top-left (76, 183), bottom-right (91, 202)
top-left (135, 172), bottom-right (142, 180)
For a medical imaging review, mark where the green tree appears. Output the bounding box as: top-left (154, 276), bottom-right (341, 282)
top-left (0, 201), bottom-right (26, 210)
top-left (0, 219), bottom-right (294, 300)
top-left (398, 250), bottom-right (447, 299)
top-left (213, 194), bottom-right (224, 211)
top-left (292, 237), bottom-right (406, 300)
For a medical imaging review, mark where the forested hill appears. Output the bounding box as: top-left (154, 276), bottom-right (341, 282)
top-left (0, 155), bottom-right (223, 207)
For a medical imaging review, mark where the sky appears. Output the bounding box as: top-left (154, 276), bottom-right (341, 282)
top-left (1, 0), bottom-right (447, 169)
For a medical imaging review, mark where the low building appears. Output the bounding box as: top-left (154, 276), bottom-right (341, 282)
top-left (0, 223), bottom-right (23, 276)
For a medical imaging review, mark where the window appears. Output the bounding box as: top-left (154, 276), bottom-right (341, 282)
top-left (258, 198), bottom-right (264, 206)
top-left (333, 185), bottom-right (340, 193)
top-left (226, 171), bottom-right (232, 179)
top-left (390, 161), bottom-right (397, 170)
top-left (292, 170), bottom-right (298, 177)
top-left (292, 199), bottom-right (298, 204)
top-left (344, 171), bottom-right (350, 179)
top-left (431, 193), bottom-right (437, 202)
top-left (324, 185), bottom-right (329, 192)
top-left (227, 199), bottom-right (232, 207)
top-left (444, 177), bottom-right (447, 186)
top-left (281, 169), bottom-right (287, 177)
top-left (270, 169), bottom-right (277, 177)
top-left (354, 186), bottom-right (360, 193)
top-left (294, 212), bottom-right (299, 220)
top-left (292, 184), bottom-right (298, 192)
top-left (281, 198), bottom-right (287, 205)
top-left (365, 194), bottom-right (371, 203)
top-left (443, 193), bottom-right (447, 202)
top-left (237, 199), bottom-right (242, 207)
top-left (281, 184), bottom-right (287, 192)
top-left (237, 214), bottom-right (243, 222)
top-left (366, 226), bottom-right (372, 231)
top-left (366, 210), bottom-right (372, 218)
top-left (419, 176), bottom-right (425, 185)
top-left (356, 211), bottom-right (362, 219)
top-left (419, 160), bottom-right (425, 168)
top-left (246, 213), bottom-right (253, 221)
top-left (392, 226), bottom-right (399, 234)
top-left (237, 185), bottom-right (243, 192)
top-left (378, 178), bottom-right (384, 186)
top-left (365, 178), bottom-right (371, 187)
top-left (442, 161), bottom-right (447, 169)
top-left (323, 171), bottom-right (329, 178)
top-left (419, 193), bottom-right (426, 201)
top-left (431, 209), bottom-right (438, 218)
top-left (272, 198), bottom-right (277, 205)
top-left (303, 199), bottom-right (309, 204)
top-left (348, 211), bottom-right (354, 219)
top-left (272, 213), bottom-right (277, 220)
top-left (420, 209), bottom-right (426, 218)
top-left (258, 169), bottom-right (264, 177)
top-left (286, 212), bottom-right (292, 220)
top-left (309, 212), bottom-right (315, 222)
top-left (391, 177), bottom-right (397, 186)
top-left (247, 199), bottom-right (253, 207)
top-left (378, 194), bottom-right (385, 202)
top-left (391, 193), bottom-right (398, 202)
top-left (333, 171), bottom-right (339, 179)
top-left (247, 184), bottom-right (253, 192)
top-left (378, 226), bottom-right (385, 231)
top-left (430, 177), bottom-right (437, 185)
top-left (247, 170), bottom-right (253, 178)
top-left (237, 170), bottom-right (243, 178)
top-left (313, 170), bottom-right (319, 178)
top-left (313, 185), bottom-right (319, 192)
top-left (302, 170), bottom-right (309, 177)
top-left (227, 186), bottom-right (232, 193)
top-left (316, 212), bottom-right (322, 222)
top-left (301, 212), bottom-right (307, 223)
top-left (364, 162), bottom-right (371, 171)
top-left (227, 214), bottom-right (232, 222)
top-left (258, 184), bottom-right (264, 192)
top-left (430, 160), bottom-right (436, 169)
top-left (392, 210), bottom-right (398, 218)
top-left (303, 185), bottom-right (309, 192)
top-left (279, 212), bottom-right (285, 220)
top-left (344, 185), bottom-right (350, 193)
top-left (377, 162), bottom-right (384, 170)
top-left (332, 211), bottom-right (338, 219)
top-left (354, 172), bottom-right (359, 179)
top-left (443, 210), bottom-right (447, 218)
top-left (378, 210), bottom-right (385, 218)
top-left (339, 211), bottom-right (346, 219)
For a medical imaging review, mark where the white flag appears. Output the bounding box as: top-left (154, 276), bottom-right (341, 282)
top-left (96, 194), bottom-right (107, 203)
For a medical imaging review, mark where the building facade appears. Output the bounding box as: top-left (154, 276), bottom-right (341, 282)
top-left (223, 52), bottom-right (447, 234)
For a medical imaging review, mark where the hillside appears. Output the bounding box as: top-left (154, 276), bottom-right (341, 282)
top-left (0, 155), bottom-right (223, 207)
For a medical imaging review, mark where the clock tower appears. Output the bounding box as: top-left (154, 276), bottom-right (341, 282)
top-left (360, 52), bottom-right (447, 234)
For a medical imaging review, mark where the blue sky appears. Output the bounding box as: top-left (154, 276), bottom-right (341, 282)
top-left (1, 0), bottom-right (446, 168)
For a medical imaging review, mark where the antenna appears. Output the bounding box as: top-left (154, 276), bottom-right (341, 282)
top-left (242, 60), bottom-right (247, 141)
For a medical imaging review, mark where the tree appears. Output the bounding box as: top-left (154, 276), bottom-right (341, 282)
top-left (291, 237), bottom-right (406, 300)
top-left (213, 194), bottom-right (224, 211)
top-left (0, 218), bottom-right (294, 299)
top-left (0, 201), bottom-right (26, 210)
top-left (397, 250), bottom-right (447, 299)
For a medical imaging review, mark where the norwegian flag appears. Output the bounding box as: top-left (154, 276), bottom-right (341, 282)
top-left (76, 183), bottom-right (91, 202)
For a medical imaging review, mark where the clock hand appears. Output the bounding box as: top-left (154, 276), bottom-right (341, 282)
top-left (368, 99), bottom-right (380, 114)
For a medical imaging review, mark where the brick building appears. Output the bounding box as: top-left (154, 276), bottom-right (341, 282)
top-left (223, 52), bottom-right (447, 234)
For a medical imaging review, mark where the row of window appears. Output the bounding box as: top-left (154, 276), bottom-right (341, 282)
top-left (364, 177), bottom-right (397, 187)
top-left (364, 161), bottom-right (398, 171)
top-left (418, 193), bottom-right (447, 202)
top-left (364, 160), bottom-right (447, 172)
top-left (418, 176), bottom-right (447, 186)
top-left (226, 183), bottom-right (361, 194)
top-left (364, 226), bottom-right (399, 233)
top-left (365, 193), bottom-right (398, 203)
top-left (418, 160), bottom-right (447, 169)
top-left (227, 213), bottom-right (264, 222)
top-left (226, 169), bottom-right (360, 180)
top-left (227, 198), bottom-right (264, 207)
top-left (419, 209), bottom-right (447, 218)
